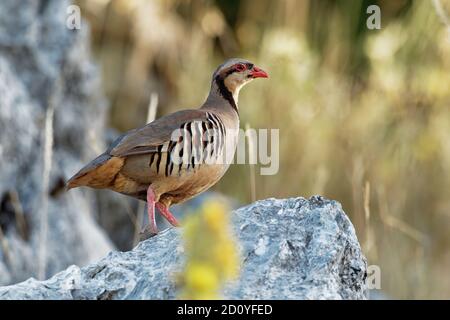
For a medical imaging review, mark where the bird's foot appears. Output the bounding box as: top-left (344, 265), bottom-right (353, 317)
top-left (141, 185), bottom-right (159, 241)
top-left (139, 224), bottom-right (158, 241)
top-left (156, 202), bottom-right (180, 227)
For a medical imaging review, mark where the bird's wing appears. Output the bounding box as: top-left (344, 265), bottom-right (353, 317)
top-left (109, 109), bottom-right (208, 157)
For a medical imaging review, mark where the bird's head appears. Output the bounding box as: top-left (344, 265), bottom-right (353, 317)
top-left (213, 58), bottom-right (268, 92)
top-left (210, 58), bottom-right (268, 110)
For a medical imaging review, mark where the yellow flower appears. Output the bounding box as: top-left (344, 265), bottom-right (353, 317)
top-left (179, 199), bottom-right (239, 299)
top-left (203, 201), bottom-right (228, 233)
top-left (215, 242), bottom-right (239, 279)
top-left (185, 262), bottom-right (218, 292)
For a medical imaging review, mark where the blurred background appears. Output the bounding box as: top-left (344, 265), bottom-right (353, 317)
top-left (0, 0), bottom-right (449, 299)
top-left (75, 0), bottom-right (450, 299)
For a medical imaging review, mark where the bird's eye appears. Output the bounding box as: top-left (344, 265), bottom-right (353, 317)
top-left (235, 64), bottom-right (246, 72)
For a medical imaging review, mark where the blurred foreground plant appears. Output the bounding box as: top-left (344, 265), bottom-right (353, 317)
top-left (179, 200), bottom-right (239, 299)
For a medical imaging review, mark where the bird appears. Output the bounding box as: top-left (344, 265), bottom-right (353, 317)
top-left (67, 58), bottom-right (268, 235)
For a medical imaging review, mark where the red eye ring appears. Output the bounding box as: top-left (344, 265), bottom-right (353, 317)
top-left (235, 63), bottom-right (246, 72)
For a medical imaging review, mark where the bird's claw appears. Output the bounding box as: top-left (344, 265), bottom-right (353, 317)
top-left (139, 225), bottom-right (158, 242)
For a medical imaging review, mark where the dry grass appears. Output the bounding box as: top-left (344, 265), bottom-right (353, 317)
top-left (132, 92), bottom-right (159, 246)
top-left (38, 97), bottom-right (55, 280)
top-left (77, 0), bottom-right (450, 299)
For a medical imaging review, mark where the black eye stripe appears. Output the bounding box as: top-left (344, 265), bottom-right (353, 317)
top-left (224, 69), bottom-right (235, 76)
top-left (222, 62), bottom-right (253, 76)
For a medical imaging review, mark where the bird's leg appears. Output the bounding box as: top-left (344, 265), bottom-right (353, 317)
top-left (146, 185), bottom-right (158, 234)
top-left (155, 202), bottom-right (180, 227)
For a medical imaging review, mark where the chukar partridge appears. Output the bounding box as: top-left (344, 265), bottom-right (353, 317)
top-left (67, 58), bottom-right (268, 234)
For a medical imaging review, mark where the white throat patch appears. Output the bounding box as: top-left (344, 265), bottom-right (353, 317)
top-left (224, 73), bottom-right (253, 105)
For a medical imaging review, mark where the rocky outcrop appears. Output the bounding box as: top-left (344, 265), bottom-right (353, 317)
top-left (0, 0), bottom-right (114, 284)
top-left (0, 196), bottom-right (368, 300)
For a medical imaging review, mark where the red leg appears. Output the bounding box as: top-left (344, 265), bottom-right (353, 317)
top-left (156, 202), bottom-right (180, 227)
top-left (146, 185), bottom-right (158, 234)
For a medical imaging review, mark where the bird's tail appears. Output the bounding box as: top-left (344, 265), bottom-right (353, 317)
top-left (66, 154), bottom-right (124, 190)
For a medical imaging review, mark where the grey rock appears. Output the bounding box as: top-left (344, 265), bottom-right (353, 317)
top-left (0, 196), bottom-right (368, 300)
top-left (0, 0), bottom-right (113, 284)
top-left (367, 290), bottom-right (389, 300)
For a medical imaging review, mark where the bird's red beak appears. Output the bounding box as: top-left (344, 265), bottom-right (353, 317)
top-left (250, 66), bottom-right (269, 78)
